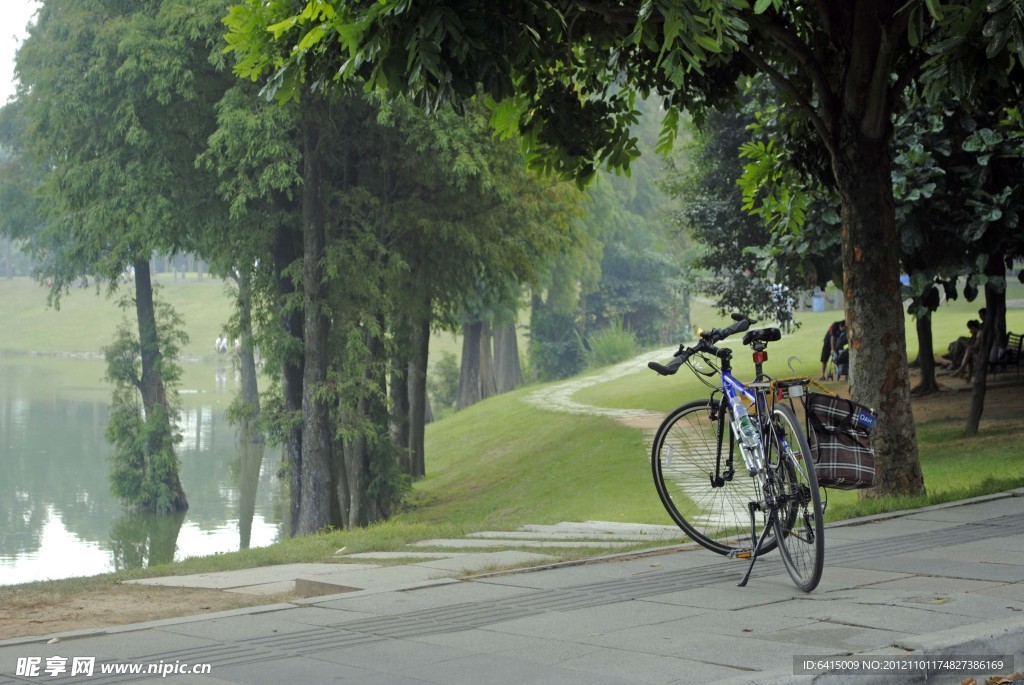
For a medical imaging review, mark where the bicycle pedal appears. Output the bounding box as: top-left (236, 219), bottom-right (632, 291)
top-left (727, 548), bottom-right (754, 560)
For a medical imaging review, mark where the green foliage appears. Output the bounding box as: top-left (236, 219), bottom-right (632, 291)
top-left (529, 299), bottom-right (584, 381)
top-left (588, 238), bottom-right (683, 344)
top-left (581, 319), bottom-right (638, 369)
top-left (664, 97), bottom-right (837, 321)
top-left (428, 352), bottom-right (460, 410)
top-left (106, 392), bottom-right (182, 514)
top-left (103, 297), bottom-right (189, 514)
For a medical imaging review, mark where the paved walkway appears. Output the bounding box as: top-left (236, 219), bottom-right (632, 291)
top-left (3, 492), bottom-right (1023, 684)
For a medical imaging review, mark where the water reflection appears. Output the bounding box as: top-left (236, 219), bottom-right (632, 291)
top-left (110, 510), bottom-right (187, 571)
top-left (0, 357), bottom-right (284, 585)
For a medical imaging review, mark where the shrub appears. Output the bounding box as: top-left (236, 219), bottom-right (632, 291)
top-left (582, 319), bottom-right (638, 368)
top-left (428, 351), bottom-right (460, 409)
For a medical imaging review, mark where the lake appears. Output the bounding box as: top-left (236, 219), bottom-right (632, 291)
top-left (0, 355), bottom-right (284, 586)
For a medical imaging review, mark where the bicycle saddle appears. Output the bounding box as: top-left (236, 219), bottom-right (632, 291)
top-left (742, 327), bottom-right (782, 346)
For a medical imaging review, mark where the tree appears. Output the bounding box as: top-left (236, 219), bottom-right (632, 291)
top-left (17, 0), bottom-right (234, 511)
top-left (197, 79), bottom-right (307, 527)
top-left (0, 101), bottom-right (46, 279)
top-left (197, 82), bottom-right (305, 444)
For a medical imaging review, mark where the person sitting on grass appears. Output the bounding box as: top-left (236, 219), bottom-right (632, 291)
top-left (820, 320), bottom-right (846, 380)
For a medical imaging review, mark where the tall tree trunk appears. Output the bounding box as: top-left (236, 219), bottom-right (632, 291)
top-left (236, 268), bottom-right (262, 442)
top-left (834, 136), bottom-right (925, 497)
top-left (966, 290), bottom-right (996, 435)
top-left (135, 259), bottom-right (164, 413)
top-left (343, 326), bottom-right (393, 527)
top-left (389, 310), bottom-right (412, 474)
top-left (272, 212), bottom-right (304, 536)
top-left (133, 258), bottom-right (188, 511)
top-left (297, 96), bottom-right (332, 536)
top-left (493, 320), bottom-right (524, 393)
top-left (407, 302), bottom-right (431, 478)
top-left (479, 320), bottom-right (497, 400)
top-left (911, 313), bottom-right (939, 396)
top-left (457, 320), bottom-right (483, 409)
top-left (966, 256), bottom-right (1007, 434)
top-left (390, 365), bottom-right (411, 472)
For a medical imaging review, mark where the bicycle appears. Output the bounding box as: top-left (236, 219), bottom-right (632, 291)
top-left (648, 313), bottom-right (824, 592)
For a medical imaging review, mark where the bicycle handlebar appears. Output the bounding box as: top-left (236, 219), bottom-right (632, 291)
top-left (648, 314), bottom-right (758, 376)
top-left (701, 313), bottom-right (756, 345)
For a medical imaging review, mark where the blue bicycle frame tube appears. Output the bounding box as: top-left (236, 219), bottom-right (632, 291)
top-left (721, 371), bottom-right (755, 409)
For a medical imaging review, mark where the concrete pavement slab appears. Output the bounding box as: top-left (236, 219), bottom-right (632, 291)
top-left (411, 538), bottom-right (638, 550)
top-left (904, 495), bottom-right (1024, 523)
top-left (823, 518), bottom-right (969, 542)
top-left (125, 563), bottom-right (381, 590)
top-left (410, 551), bottom-right (559, 572)
top-left (639, 585), bottom-right (798, 611)
top-left (753, 594), bottom-right (990, 635)
top-left (481, 599), bottom-right (708, 642)
top-left (466, 531), bottom-right (677, 542)
top-left (209, 653), bottom-right (379, 684)
top-left (904, 533), bottom-right (1024, 564)
top-left (972, 581), bottom-right (1024, 601)
top-left (840, 554), bottom-right (1024, 581)
top-left (155, 609), bottom-right (358, 642)
top-left (5, 496), bottom-right (1024, 684)
top-left (345, 552), bottom-right (455, 560)
top-left (763, 621), bottom-right (914, 653)
top-left (408, 628), bottom-right (608, 665)
top-left (866, 575), bottom-right (1009, 594)
top-left (519, 521), bottom-right (683, 536)
top-left (311, 578), bottom-right (541, 615)
top-left (581, 620), bottom-right (838, 670)
top-left (555, 647), bottom-right (744, 684)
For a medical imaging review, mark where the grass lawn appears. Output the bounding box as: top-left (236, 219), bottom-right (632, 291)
top-left (0, 274), bottom-right (235, 359)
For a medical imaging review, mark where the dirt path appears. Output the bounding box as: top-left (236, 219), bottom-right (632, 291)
top-left (523, 351), bottom-right (667, 430)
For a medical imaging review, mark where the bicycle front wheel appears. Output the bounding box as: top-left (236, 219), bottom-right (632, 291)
top-left (652, 399), bottom-right (775, 555)
top-left (769, 404), bottom-right (824, 592)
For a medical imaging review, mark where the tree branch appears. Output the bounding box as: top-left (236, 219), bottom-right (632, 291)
top-left (746, 14), bottom-right (841, 132)
top-left (735, 43), bottom-right (838, 161)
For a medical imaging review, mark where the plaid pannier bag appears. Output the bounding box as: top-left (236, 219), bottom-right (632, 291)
top-left (805, 392), bottom-right (877, 489)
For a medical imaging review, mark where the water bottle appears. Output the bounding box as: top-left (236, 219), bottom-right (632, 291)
top-left (730, 399), bottom-right (762, 475)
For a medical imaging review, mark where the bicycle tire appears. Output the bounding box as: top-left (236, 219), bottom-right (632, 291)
top-left (769, 404), bottom-right (825, 592)
top-left (652, 399), bottom-right (776, 555)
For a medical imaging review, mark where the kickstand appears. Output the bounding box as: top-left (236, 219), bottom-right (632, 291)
top-left (738, 505), bottom-right (777, 587)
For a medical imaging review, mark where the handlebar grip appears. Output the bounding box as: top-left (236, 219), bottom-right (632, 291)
top-left (704, 315), bottom-right (756, 343)
top-left (648, 359), bottom-right (681, 376)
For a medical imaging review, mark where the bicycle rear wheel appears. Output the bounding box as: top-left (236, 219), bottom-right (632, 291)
top-left (652, 399), bottom-right (776, 555)
top-left (769, 404), bottom-right (824, 592)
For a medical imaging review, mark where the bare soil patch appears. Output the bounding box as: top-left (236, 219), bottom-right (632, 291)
top-left (0, 583), bottom-right (294, 641)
